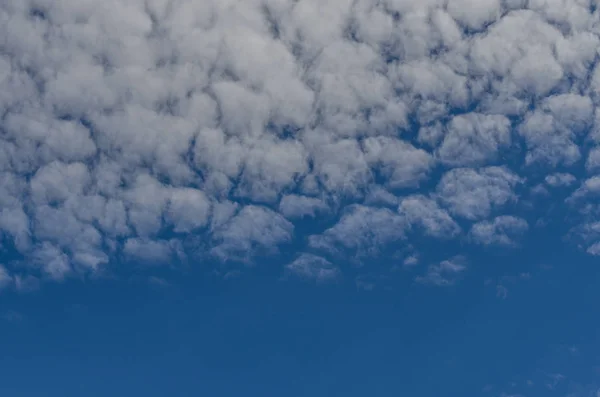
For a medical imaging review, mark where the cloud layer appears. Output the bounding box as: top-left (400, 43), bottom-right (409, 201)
top-left (1, 0), bottom-right (599, 288)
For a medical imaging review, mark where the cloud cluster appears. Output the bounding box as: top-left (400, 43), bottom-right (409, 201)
top-left (1, 0), bottom-right (599, 288)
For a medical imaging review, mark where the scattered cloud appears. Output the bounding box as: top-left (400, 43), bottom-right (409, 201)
top-left (0, 0), bottom-right (598, 287)
top-left (436, 167), bottom-right (522, 220)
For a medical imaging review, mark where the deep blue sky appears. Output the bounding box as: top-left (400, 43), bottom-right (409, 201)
top-left (1, 236), bottom-right (599, 397)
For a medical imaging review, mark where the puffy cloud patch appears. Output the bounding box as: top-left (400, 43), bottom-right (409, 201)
top-left (398, 195), bottom-right (461, 238)
top-left (518, 94), bottom-right (593, 167)
top-left (279, 194), bottom-right (328, 220)
top-left (309, 205), bottom-right (408, 257)
top-left (211, 206), bottom-right (294, 262)
top-left (436, 113), bottom-right (511, 167)
top-left (436, 167), bottom-right (522, 220)
top-left (362, 136), bottom-right (433, 188)
top-left (123, 238), bottom-right (184, 266)
top-left (166, 188), bottom-right (211, 233)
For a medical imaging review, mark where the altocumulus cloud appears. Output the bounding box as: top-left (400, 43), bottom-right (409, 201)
top-left (0, 0), bottom-right (600, 288)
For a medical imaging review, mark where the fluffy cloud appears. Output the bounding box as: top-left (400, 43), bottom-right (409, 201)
top-left (309, 205), bottom-right (407, 257)
top-left (436, 167), bottom-right (522, 220)
top-left (278, 194), bottom-right (328, 219)
top-left (211, 205), bottom-right (294, 262)
top-left (398, 195), bottom-right (460, 238)
top-left (436, 113), bottom-right (511, 167)
top-left (362, 136), bottom-right (433, 188)
top-left (0, 0), bottom-right (599, 287)
top-left (518, 94), bottom-right (593, 167)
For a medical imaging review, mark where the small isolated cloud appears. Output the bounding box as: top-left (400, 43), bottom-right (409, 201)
top-left (285, 253), bottom-right (340, 283)
top-left (403, 255), bottom-right (419, 267)
top-left (470, 216), bottom-right (529, 247)
top-left (417, 257), bottom-right (467, 287)
top-left (545, 173), bottom-right (576, 188)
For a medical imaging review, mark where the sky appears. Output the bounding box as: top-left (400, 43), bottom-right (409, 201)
top-left (1, 0), bottom-right (600, 396)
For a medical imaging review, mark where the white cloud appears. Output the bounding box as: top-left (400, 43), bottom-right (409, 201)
top-left (166, 188), bottom-right (211, 233)
top-left (123, 238), bottom-right (183, 265)
top-left (30, 242), bottom-right (72, 280)
top-left (436, 113), bottom-right (511, 167)
top-left (436, 167), bottom-right (522, 220)
top-left (309, 205), bottom-right (408, 256)
top-left (306, 135), bottom-right (372, 197)
top-left (398, 195), bottom-right (461, 238)
top-left (285, 253), bottom-right (340, 283)
top-left (403, 255), bottom-right (419, 267)
top-left (469, 9), bottom-right (564, 97)
top-left (586, 147), bottom-right (600, 174)
top-left (568, 176), bottom-right (600, 204)
top-left (0, 0), bottom-right (599, 285)
top-left (364, 186), bottom-right (399, 207)
top-left (417, 257), bottom-right (467, 287)
top-left (362, 136), bottom-right (433, 188)
top-left (586, 242), bottom-right (600, 256)
top-left (446, 0), bottom-right (501, 31)
top-left (469, 216), bottom-right (529, 247)
top-left (278, 194), bottom-right (328, 219)
top-left (211, 205), bottom-right (294, 262)
top-left (545, 173), bottom-right (576, 187)
top-left (518, 94), bottom-right (593, 167)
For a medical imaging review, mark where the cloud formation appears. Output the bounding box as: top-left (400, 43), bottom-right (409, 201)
top-left (0, 0), bottom-right (599, 287)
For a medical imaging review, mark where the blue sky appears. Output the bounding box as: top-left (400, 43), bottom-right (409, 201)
top-left (2, 0), bottom-right (600, 396)
top-left (2, 245), bottom-right (600, 397)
